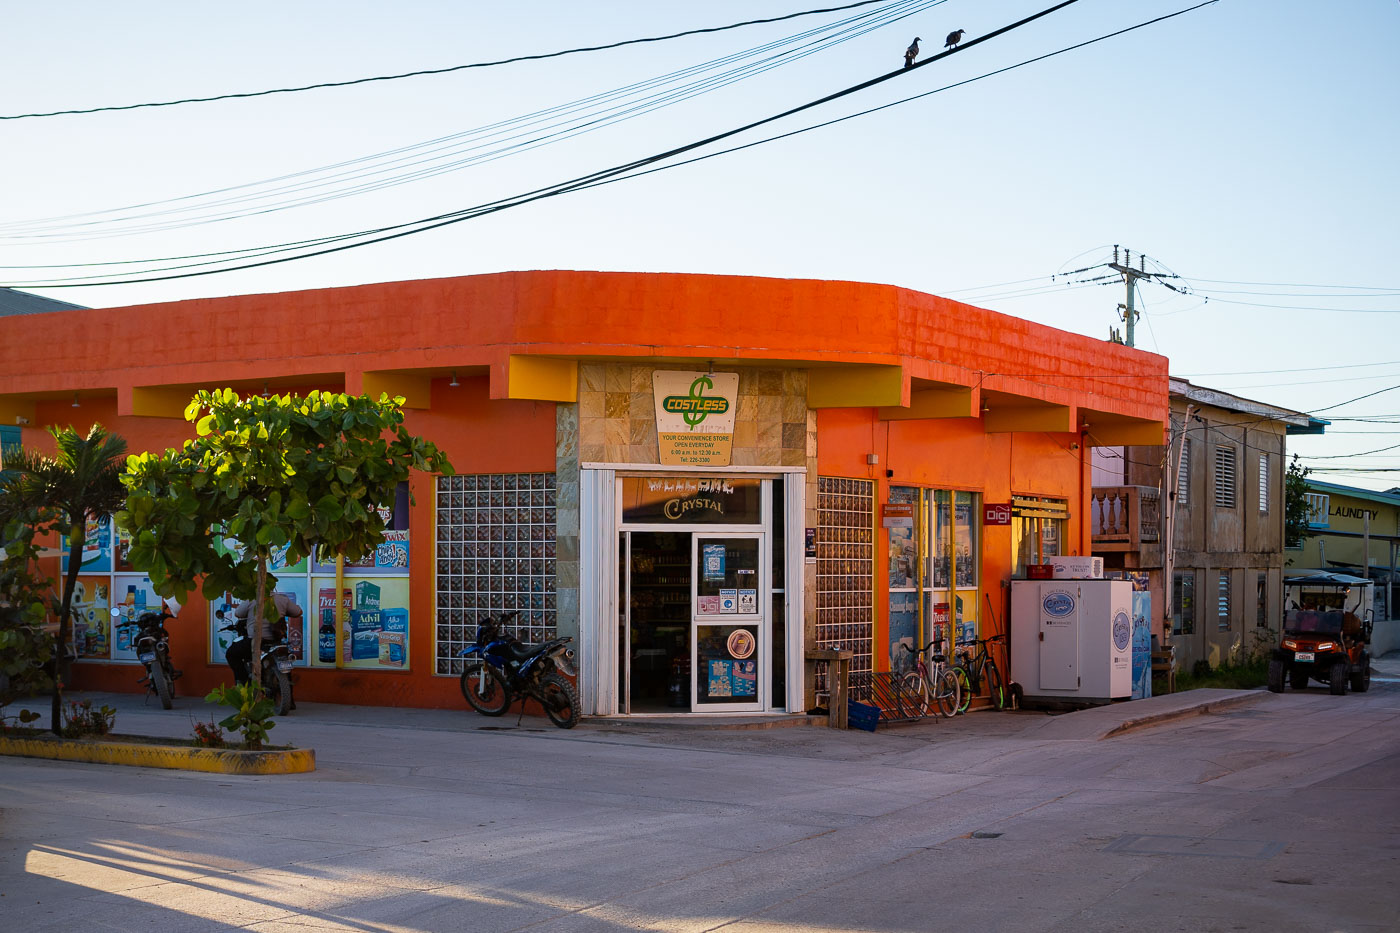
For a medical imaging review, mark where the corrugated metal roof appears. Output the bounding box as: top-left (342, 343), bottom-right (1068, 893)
top-left (0, 288), bottom-right (86, 316)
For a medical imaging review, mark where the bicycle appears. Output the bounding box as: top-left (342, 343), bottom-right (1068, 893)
top-left (953, 633), bottom-right (1009, 713)
top-left (900, 641), bottom-right (961, 718)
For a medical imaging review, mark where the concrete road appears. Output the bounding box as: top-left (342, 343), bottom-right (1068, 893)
top-left (2, 664), bottom-right (1398, 933)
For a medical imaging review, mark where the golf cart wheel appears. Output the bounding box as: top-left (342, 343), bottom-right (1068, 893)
top-left (1266, 659), bottom-right (1284, 694)
top-left (1289, 667), bottom-right (1309, 690)
top-left (1350, 654), bottom-right (1370, 693)
top-left (1328, 660), bottom-right (1347, 696)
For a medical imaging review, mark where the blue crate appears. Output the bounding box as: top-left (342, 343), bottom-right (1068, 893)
top-left (847, 698), bottom-right (880, 732)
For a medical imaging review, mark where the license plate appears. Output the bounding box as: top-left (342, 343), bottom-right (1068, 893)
top-left (1295, 651), bottom-right (1314, 663)
top-left (138, 652), bottom-right (156, 663)
top-left (277, 660), bottom-right (295, 672)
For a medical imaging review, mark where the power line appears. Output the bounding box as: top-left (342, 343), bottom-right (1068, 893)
top-left (7, 0), bottom-right (1225, 289)
top-left (2, 0), bottom-right (1096, 287)
top-left (1183, 275), bottom-right (1400, 291)
top-left (0, 0), bottom-right (903, 121)
top-left (0, 1), bottom-right (939, 242)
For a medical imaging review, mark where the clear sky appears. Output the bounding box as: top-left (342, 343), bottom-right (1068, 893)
top-left (4, 1), bottom-right (1397, 486)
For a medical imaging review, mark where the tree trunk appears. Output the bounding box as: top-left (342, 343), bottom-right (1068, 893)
top-left (52, 518), bottom-right (84, 734)
top-left (251, 554), bottom-right (266, 691)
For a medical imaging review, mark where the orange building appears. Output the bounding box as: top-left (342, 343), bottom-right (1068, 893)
top-left (0, 271), bottom-right (1166, 716)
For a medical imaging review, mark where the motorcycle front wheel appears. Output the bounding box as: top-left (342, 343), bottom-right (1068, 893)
top-left (539, 672), bottom-right (580, 729)
top-left (150, 662), bottom-right (173, 710)
top-left (460, 660), bottom-right (510, 716)
top-left (263, 666), bottom-right (293, 716)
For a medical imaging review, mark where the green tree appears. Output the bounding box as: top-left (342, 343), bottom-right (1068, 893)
top-left (1, 426), bottom-right (128, 733)
top-left (0, 489), bottom-right (57, 708)
top-left (119, 389), bottom-right (451, 686)
top-left (1284, 453), bottom-right (1313, 549)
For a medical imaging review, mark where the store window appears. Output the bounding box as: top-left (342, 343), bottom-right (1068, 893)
top-left (1011, 496), bottom-right (1068, 576)
top-left (206, 481), bottom-right (413, 673)
top-left (434, 473), bottom-right (557, 676)
top-left (886, 486), bottom-right (982, 670)
top-left (1173, 572), bottom-right (1195, 635)
top-left (60, 514), bottom-right (154, 664)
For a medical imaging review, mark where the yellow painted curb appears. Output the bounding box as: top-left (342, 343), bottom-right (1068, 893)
top-left (0, 734), bottom-right (315, 774)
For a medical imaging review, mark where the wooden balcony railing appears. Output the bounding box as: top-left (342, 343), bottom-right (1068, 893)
top-left (1091, 485), bottom-right (1161, 552)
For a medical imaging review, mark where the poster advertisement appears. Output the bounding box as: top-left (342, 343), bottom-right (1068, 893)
top-left (702, 543), bottom-right (726, 582)
top-left (213, 532), bottom-right (308, 576)
top-left (1131, 590), bottom-right (1153, 699)
top-left (61, 515), bottom-right (114, 574)
top-left (207, 579), bottom-right (310, 667)
top-left (706, 659), bottom-right (756, 697)
top-left (888, 592), bottom-right (916, 674)
top-left (111, 575), bottom-right (160, 663)
top-left (311, 576), bottom-right (411, 670)
top-left (69, 575), bottom-right (114, 659)
top-left (311, 483), bottom-right (411, 575)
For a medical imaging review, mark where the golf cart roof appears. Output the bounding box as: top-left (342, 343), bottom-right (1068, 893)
top-left (1284, 571), bottom-right (1372, 587)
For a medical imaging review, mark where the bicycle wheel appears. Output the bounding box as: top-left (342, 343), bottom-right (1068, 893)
top-left (950, 665), bottom-right (972, 714)
top-left (933, 668), bottom-right (961, 718)
top-left (984, 659), bottom-right (1007, 710)
top-left (900, 671), bottom-right (929, 719)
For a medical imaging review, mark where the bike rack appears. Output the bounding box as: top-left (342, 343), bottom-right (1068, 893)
top-left (849, 671), bottom-right (923, 725)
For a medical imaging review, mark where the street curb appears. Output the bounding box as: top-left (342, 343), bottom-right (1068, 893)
top-left (0, 734), bottom-right (316, 774)
top-left (1102, 690), bottom-right (1267, 738)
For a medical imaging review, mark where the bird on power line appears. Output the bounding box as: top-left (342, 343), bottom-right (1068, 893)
top-left (944, 28), bottom-right (966, 49)
top-left (904, 37), bottom-right (920, 68)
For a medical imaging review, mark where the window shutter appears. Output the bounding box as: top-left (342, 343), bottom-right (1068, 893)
top-left (1176, 438), bottom-right (1190, 505)
top-left (1258, 454), bottom-right (1270, 513)
top-left (1214, 445), bottom-right (1236, 508)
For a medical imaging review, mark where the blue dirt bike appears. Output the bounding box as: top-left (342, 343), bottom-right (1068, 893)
top-left (459, 611), bottom-right (579, 728)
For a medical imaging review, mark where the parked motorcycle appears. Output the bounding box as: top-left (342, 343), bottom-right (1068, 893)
top-left (459, 611), bottom-right (580, 728)
top-left (114, 598), bottom-right (182, 710)
top-left (219, 617), bottom-right (296, 716)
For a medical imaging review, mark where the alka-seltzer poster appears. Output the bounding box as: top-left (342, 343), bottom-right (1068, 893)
top-left (653, 371), bottom-right (739, 466)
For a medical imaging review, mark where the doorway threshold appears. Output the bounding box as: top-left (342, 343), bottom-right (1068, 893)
top-left (586, 712), bottom-right (824, 731)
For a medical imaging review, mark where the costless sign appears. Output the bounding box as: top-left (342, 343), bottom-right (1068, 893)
top-left (653, 370), bottom-right (740, 466)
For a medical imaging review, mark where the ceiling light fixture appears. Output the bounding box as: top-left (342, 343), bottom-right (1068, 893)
top-left (71, 392), bottom-right (81, 408)
top-left (449, 371), bottom-right (460, 387)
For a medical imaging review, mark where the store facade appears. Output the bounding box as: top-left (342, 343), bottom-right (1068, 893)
top-left (0, 271), bottom-right (1167, 715)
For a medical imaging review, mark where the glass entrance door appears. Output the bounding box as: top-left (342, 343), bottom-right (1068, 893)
top-left (692, 534), bottom-right (765, 711)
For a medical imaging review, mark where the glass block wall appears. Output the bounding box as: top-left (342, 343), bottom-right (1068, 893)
top-left (434, 473), bottom-right (557, 675)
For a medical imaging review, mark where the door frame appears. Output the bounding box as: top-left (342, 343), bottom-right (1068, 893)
top-left (581, 466), bottom-right (805, 716)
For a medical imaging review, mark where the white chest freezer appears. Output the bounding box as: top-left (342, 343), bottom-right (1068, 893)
top-left (1010, 579), bottom-right (1133, 704)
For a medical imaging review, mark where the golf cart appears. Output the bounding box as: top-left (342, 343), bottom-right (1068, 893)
top-left (1269, 572), bottom-right (1372, 695)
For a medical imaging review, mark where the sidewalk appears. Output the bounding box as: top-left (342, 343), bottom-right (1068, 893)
top-left (5, 680), bottom-right (1278, 752)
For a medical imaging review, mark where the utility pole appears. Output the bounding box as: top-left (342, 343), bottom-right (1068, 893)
top-left (1109, 245), bottom-right (1152, 348)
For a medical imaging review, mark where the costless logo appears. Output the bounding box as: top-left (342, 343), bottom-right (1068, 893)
top-left (662, 375), bottom-right (730, 429)
top-left (1112, 610), bottom-right (1131, 651)
top-left (1043, 593), bottom-right (1076, 616)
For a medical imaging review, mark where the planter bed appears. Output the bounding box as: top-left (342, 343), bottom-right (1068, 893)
top-left (0, 731), bottom-right (314, 774)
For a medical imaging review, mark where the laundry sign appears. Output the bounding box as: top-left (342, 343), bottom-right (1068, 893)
top-left (653, 370), bottom-right (739, 466)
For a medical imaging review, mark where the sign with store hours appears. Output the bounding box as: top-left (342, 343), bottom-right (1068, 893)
top-left (653, 370), bottom-right (739, 466)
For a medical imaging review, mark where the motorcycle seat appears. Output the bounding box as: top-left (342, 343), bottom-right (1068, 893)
top-left (502, 640), bottom-right (540, 662)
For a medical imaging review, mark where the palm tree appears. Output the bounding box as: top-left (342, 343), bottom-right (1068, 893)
top-left (6, 425), bottom-right (128, 733)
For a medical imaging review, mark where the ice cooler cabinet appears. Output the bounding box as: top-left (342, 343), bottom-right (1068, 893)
top-left (1010, 580), bottom-right (1134, 705)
